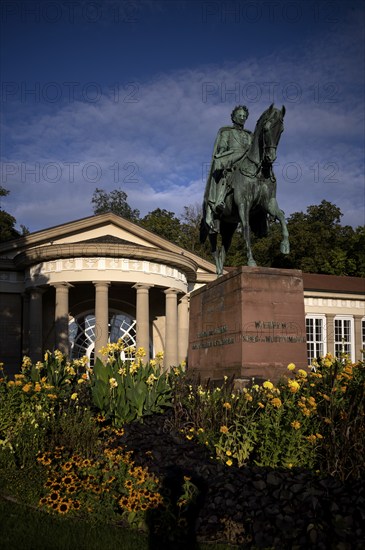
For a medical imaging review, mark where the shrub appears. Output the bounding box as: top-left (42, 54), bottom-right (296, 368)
top-left (90, 343), bottom-right (180, 426)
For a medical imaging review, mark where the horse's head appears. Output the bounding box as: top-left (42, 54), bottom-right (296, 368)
top-left (262, 104), bottom-right (285, 164)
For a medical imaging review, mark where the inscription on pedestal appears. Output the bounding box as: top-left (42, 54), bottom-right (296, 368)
top-left (188, 267), bottom-right (308, 382)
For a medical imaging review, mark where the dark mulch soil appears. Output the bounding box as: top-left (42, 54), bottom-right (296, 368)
top-left (119, 411), bottom-right (365, 549)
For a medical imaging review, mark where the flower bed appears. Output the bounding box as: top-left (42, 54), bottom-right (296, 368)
top-left (0, 346), bottom-right (364, 547)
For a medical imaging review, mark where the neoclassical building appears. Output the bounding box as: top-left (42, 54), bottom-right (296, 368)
top-left (0, 213), bottom-right (364, 376)
top-left (0, 213), bottom-right (216, 375)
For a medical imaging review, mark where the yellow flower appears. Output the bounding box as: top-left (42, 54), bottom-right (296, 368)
top-left (263, 380), bottom-right (274, 390)
top-left (77, 378), bottom-right (85, 385)
top-left (146, 373), bottom-right (157, 386)
top-left (220, 425), bottom-right (229, 434)
top-left (22, 383), bottom-right (32, 393)
top-left (225, 450), bottom-right (232, 456)
top-left (186, 434), bottom-right (193, 440)
top-left (288, 380), bottom-right (300, 393)
top-left (297, 369), bottom-right (307, 378)
top-left (258, 402), bottom-right (265, 408)
top-left (22, 356), bottom-right (32, 369)
top-left (226, 459), bottom-right (233, 466)
top-left (271, 397), bottom-right (282, 408)
top-left (109, 378), bottom-right (118, 388)
top-left (34, 383), bottom-right (41, 392)
top-left (54, 350), bottom-right (64, 362)
top-left (322, 353), bottom-right (334, 367)
top-left (47, 394), bottom-right (58, 399)
top-left (71, 393), bottom-right (78, 400)
top-left (129, 362), bottom-right (139, 374)
top-left (287, 363), bottom-right (296, 371)
top-left (315, 433), bottom-right (323, 439)
top-left (223, 402), bottom-right (231, 409)
top-left (291, 421), bottom-right (301, 430)
top-left (44, 352), bottom-right (49, 362)
top-left (135, 347), bottom-right (146, 359)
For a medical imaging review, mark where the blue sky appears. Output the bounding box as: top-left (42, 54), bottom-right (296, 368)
top-left (1, 0), bottom-right (364, 233)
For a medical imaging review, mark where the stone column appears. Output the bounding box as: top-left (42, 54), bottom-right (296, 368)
top-left (53, 282), bottom-right (72, 357)
top-left (164, 288), bottom-right (179, 370)
top-left (178, 294), bottom-right (189, 365)
top-left (354, 314), bottom-right (364, 362)
top-left (326, 313), bottom-right (335, 356)
top-left (29, 287), bottom-right (44, 362)
top-left (133, 284), bottom-right (153, 359)
top-left (22, 292), bottom-right (30, 356)
top-left (93, 281), bottom-right (110, 362)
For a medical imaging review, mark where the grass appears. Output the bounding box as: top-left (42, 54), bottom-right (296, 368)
top-left (0, 495), bottom-right (234, 550)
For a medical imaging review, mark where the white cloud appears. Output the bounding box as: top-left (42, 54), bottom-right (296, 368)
top-left (1, 8), bottom-right (364, 232)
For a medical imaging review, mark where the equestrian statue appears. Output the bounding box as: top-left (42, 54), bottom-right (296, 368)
top-left (200, 104), bottom-right (289, 276)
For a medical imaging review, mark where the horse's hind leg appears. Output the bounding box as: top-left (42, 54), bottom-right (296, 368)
top-left (237, 202), bottom-right (256, 266)
top-left (267, 198), bottom-right (290, 254)
top-left (220, 221), bottom-right (238, 272)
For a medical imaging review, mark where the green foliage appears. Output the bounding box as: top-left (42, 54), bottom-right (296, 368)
top-left (251, 200), bottom-right (364, 276)
top-left (90, 345), bottom-right (177, 426)
top-left (172, 357), bottom-right (365, 478)
top-left (140, 208), bottom-right (182, 245)
top-left (91, 187), bottom-right (140, 222)
top-left (179, 204), bottom-right (212, 260)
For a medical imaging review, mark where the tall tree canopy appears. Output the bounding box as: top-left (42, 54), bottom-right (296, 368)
top-left (91, 188), bottom-right (140, 223)
top-left (90, 190), bottom-right (364, 277)
top-left (246, 200), bottom-right (364, 277)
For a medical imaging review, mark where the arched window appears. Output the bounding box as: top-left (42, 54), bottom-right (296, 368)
top-left (69, 310), bottom-right (139, 364)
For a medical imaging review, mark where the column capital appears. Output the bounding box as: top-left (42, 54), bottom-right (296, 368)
top-left (133, 283), bottom-right (154, 291)
top-left (93, 281), bottom-right (111, 287)
top-left (164, 287), bottom-right (180, 296)
top-left (52, 282), bottom-right (74, 289)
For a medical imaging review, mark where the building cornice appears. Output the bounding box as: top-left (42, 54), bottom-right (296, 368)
top-left (14, 242), bottom-right (199, 282)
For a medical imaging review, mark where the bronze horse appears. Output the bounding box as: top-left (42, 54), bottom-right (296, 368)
top-left (200, 104), bottom-right (289, 275)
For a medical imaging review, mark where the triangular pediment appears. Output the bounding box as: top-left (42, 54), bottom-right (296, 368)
top-left (0, 213), bottom-right (217, 276)
top-left (79, 234), bottom-right (146, 247)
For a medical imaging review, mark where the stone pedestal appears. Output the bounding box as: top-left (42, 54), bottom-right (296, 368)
top-left (188, 267), bottom-right (307, 382)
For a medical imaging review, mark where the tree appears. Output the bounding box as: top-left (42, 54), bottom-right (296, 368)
top-left (0, 186), bottom-right (29, 242)
top-left (179, 204), bottom-right (212, 260)
top-left (91, 188), bottom-right (140, 223)
top-left (246, 200), bottom-right (364, 276)
top-left (140, 208), bottom-right (182, 245)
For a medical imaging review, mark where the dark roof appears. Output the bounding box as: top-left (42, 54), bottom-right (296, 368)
top-left (303, 273), bottom-right (365, 294)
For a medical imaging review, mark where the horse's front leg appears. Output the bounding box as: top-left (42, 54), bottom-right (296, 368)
top-left (237, 201), bottom-right (256, 267)
top-left (267, 198), bottom-right (290, 254)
